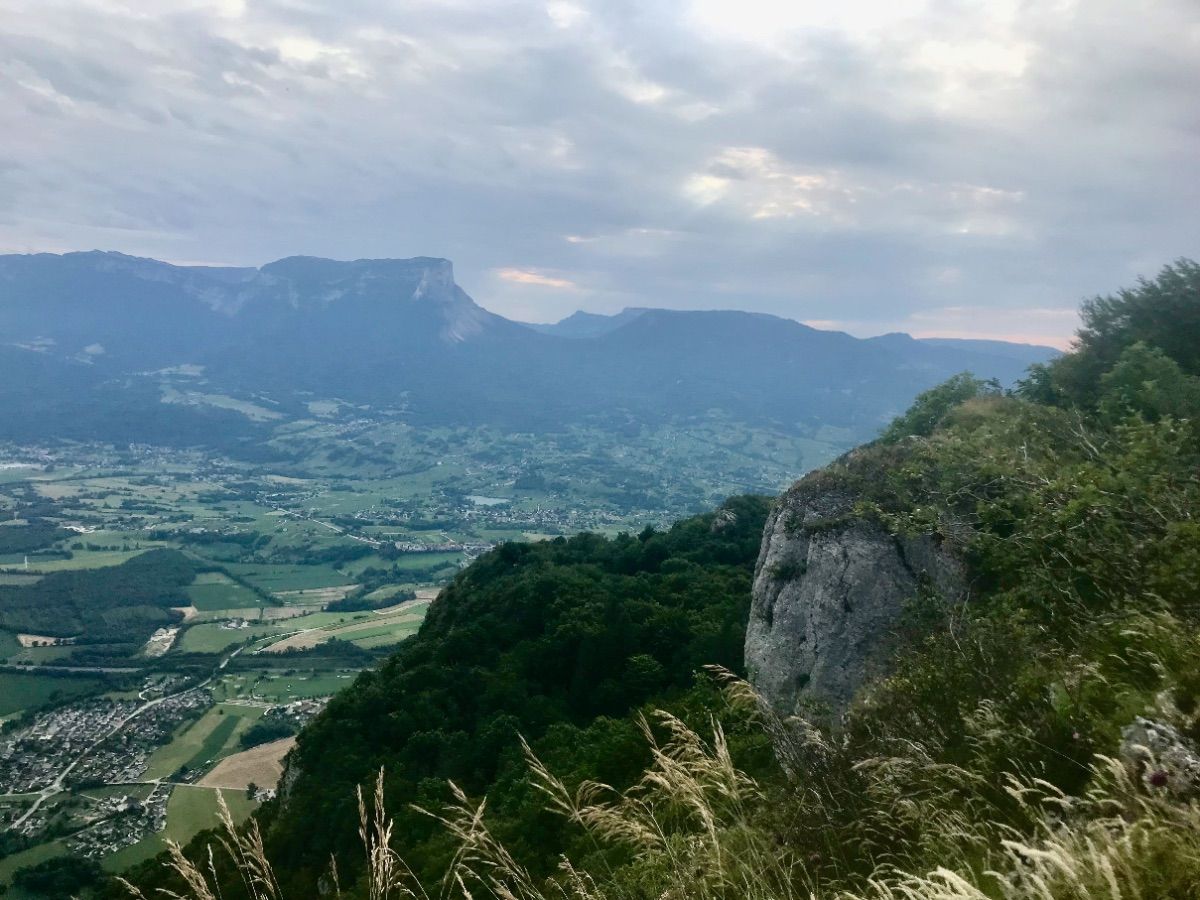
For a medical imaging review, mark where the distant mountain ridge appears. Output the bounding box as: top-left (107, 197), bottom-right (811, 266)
top-left (0, 251), bottom-right (1059, 450)
top-left (532, 307), bottom-right (1061, 363)
top-left (526, 307), bottom-right (652, 338)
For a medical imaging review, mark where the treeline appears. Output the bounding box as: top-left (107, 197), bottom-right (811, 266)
top-left (0, 549), bottom-right (195, 640)
top-left (239, 717), bottom-right (299, 750)
top-left (0, 519), bottom-right (71, 555)
top-left (324, 589), bottom-right (415, 612)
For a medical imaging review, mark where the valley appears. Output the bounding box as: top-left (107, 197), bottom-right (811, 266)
top-left (0, 410), bottom-right (833, 889)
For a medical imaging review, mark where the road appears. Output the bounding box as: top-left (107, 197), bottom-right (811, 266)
top-left (266, 504), bottom-right (383, 547)
top-left (12, 647), bottom-right (243, 829)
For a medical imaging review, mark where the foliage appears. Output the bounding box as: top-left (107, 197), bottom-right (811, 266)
top-left (1020, 258), bottom-right (1200, 409)
top-left (0, 519), bottom-right (71, 555)
top-left (130, 495), bottom-right (766, 895)
top-left (121, 683), bottom-right (1200, 900)
top-left (1097, 341), bottom-right (1200, 423)
top-left (878, 373), bottom-right (999, 442)
top-left (12, 855), bottom-right (103, 896)
top-left (326, 590), bottom-right (416, 613)
top-left (239, 719), bottom-right (299, 750)
top-left (0, 548), bottom-right (195, 639)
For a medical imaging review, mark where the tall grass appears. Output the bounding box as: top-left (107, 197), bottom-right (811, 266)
top-left (126, 677), bottom-right (1200, 900)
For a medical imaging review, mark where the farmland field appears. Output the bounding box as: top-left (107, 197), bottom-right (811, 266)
top-left (1, 547), bottom-right (165, 573)
top-left (9, 644), bottom-right (76, 664)
top-left (223, 562), bottom-right (353, 593)
top-left (184, 714), bottom-right (240, 771)
top-left (0, 573), bottom-right (41, 585)
top-left (0, 629), bottom-right (19, 659)
top-left (260, 603), bottom-right (427, 653)
top-left (175, 622), bottom-right (290, 654)
top-left (185, 572), bottom-right (265, 611)
top-left (353, 626), bottom-right (422, 649)
top-left (0, 840), bottom-right (69, 898)
top-left (200, 736), bottom-right (296, 790)
top-left (143, 705), bottom-right (263, 780)
top-left (102, 786), bottom-right (259, 872)
top-left (250, 670), bottom-right (357, 700)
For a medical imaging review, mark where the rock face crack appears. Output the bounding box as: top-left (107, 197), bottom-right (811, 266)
top-left (746, 463), bottom-right (966, 724)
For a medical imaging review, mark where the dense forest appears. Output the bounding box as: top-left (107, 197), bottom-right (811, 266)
top-left (0, 548), bottom-right (195, 639)
top-left (0, 519), bottom-right (71, 555)
top-left (120, 261), bottom-right (1200, 900)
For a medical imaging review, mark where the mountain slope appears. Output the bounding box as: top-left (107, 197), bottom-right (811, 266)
top-left (116, 496), bottom-right (773, 895)
top-left (0, 251), bottom-right (1059, 447)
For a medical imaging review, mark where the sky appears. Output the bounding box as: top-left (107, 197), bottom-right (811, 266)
top-left (2, 0), bottom-right (1198, 347)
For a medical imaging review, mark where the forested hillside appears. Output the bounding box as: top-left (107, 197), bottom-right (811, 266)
top-left (114, 495), bottom-right (771, 895)
top-left (0, 549), bottom-right (195, 640)
top-left (120, 261), bottom-right (1200, 900)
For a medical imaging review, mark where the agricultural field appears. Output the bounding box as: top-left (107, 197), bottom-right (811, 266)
top-left (0, 840), bottom-right (69, 899)
top-left (175, 621), bottom-right (291, 654)
top-left (259, 600), bottom-right (428, 653)
top-left (184, 572), bottom-right (265, 611)
top-left (200, 736), bottom-right (295, 790)
top-left (102, 786), bottom-right (259, 872)
top-left (223, 562), bottom-right (353, 594)
top-left (142, 704), bottom-right (263, 781)
top-left (245, 670), bottom-right (359, 701)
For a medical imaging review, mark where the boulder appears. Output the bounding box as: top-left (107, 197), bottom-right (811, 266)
top-left (746, 454), bottom-right (965, 723)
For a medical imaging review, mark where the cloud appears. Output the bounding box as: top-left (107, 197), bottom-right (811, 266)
top-left (2, 0), bottom-right (1198, 343)
top-left (494, 267), bottom-right (577, 289)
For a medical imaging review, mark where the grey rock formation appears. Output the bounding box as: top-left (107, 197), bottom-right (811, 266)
top-left (1120, 717), bottom-right (1200, 798)
top-left (746, 462), bottom-right (965, 723)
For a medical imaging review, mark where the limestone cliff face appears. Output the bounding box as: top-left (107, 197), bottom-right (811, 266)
top-left (746, 452), bottom-right (966, 722)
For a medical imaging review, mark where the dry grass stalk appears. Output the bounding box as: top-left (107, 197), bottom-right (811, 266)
top-left (130, 676), bottom-right (1200, 900)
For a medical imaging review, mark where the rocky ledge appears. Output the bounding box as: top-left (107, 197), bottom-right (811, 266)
top-left (745, 449), bottom-right (966, 724)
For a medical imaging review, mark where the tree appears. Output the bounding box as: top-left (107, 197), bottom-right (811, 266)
top-left (1098, 341), bottom-right (1200, 423)
top-left (880, 373), bottom-right (999, 442)
top-left (1022, 259), bottom-right (1200, 409)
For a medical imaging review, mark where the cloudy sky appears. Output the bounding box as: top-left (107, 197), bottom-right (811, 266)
top-left (3, 0), bottom-right (1198, 345)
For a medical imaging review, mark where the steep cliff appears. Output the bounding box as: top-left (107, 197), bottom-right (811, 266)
top-left (745, 448), bottom-right (966, 722)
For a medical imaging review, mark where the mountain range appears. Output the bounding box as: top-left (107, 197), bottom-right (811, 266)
top-left (0, 251), bottom-right (1059, 450)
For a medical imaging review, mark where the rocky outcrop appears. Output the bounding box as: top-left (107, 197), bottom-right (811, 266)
top-left (746, 455), bottom-right (966, 723)
top-left (1121, 717), bottom-right (1200, 798)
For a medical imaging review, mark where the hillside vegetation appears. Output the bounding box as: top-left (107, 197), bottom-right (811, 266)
top-left (119, 261), bottom-right (1200, 899)
top-left (0, 549), bottom-right (195, 640)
